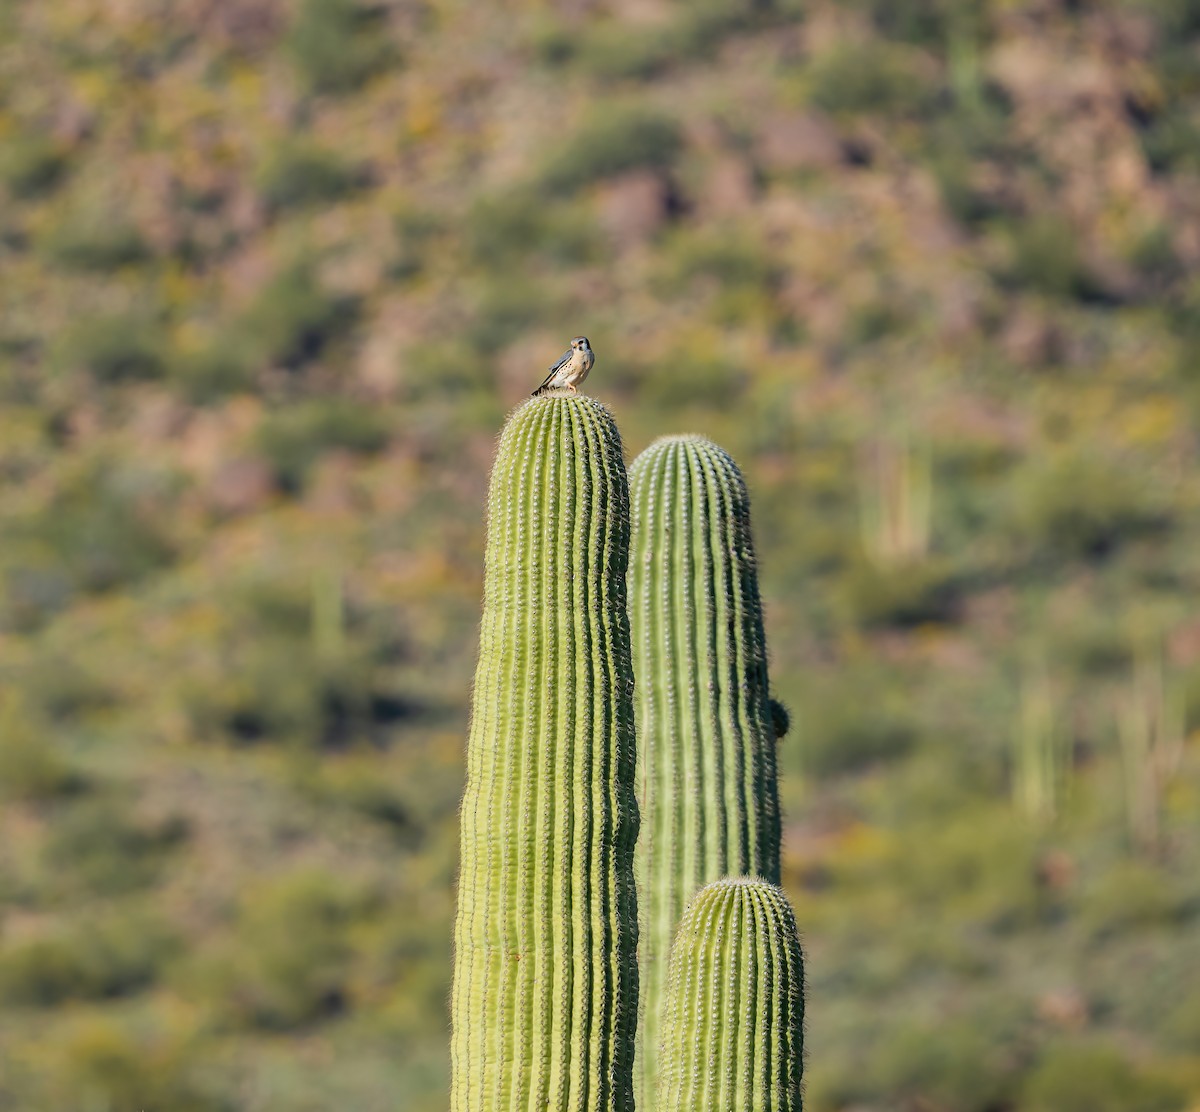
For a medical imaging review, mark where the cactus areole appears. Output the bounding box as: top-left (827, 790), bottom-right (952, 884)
top-left (451, 395), bottom-right (640, 1112)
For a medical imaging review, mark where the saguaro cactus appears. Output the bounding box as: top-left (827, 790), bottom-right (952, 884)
top-left (451, 395), bottom-right (640, 1112)
top-left (629, 434), bottom-right (782, 1107)
top-left (656, 878), bottom-right (805, 1112)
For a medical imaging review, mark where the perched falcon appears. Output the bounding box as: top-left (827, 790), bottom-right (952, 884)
top-left (532, 336), bottom-right (595, 396)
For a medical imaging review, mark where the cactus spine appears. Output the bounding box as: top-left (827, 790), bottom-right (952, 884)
top-left (656, 878), bottom-right (805, 1112)
top-left (451, 395), bottom-right (640, 1112)
top-left (629, 435), bottom-right (782, 1108)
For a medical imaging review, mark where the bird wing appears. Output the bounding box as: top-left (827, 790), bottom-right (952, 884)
top-left (547, 348), bottom-right (573, 374)
top-left (532, 348), bottom-right (573, 393)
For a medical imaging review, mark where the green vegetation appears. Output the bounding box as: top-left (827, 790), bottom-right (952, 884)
top-left (238, 261), bottom-right (360, 369)
top-left (628, 435), bottom-right (783, 1108)
top-left (0, 0), bottom-right (1198, 1107)
top-left (285, 0), bottom-right (397, 94)
top-left (656, 879), bottom-right (804, 1111)
top-left (257, 143), bottom-right (367, 213)
top-left (0, 910), bottom-right (176, 1007)
top-left (58, 312), bottom-right (168, 383)
top-left (43, 218), bottom-right (150, 272)
top-left (1021, 1042), bottom-right (1186, 1112)
top-left (0, 136), bottom-right (68, 198)
top-left (451, 396), bottom-right (638, 1111)
top-left (537, 106), bottom-right (684, 196)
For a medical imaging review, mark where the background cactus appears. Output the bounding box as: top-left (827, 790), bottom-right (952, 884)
top-left (451, 394), bottom-right (640, 1112)
top-left (628, 434), bottom-right (783, 1108)
top-left (656, 877), bottom-right (805, 1112)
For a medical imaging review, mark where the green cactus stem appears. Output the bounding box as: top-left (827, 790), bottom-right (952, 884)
top-left (656, 878), bottom-right (805, 1112)
top-left (629, 434), bottom-right (782, 1108)
top-left (451, 394), bottom-right (640, 1112)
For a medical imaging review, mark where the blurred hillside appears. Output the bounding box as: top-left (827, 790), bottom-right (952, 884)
top-left (1, 0), bottom-right (1199, 1108)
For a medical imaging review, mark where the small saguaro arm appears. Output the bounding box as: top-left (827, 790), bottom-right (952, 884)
top-left (656, 878), bottom-right (806, 1112)
top-left (628, 434), bottom-right (784, 1109)
top-left (451, 395), bottom-right (640, 1112)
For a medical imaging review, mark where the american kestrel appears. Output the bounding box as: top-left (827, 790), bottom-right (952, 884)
top-left (531, 336), bottom-right (595, 396)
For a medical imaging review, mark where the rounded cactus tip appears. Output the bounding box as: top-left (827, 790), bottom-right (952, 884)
top-left (511, 390), bottom-right (609, 417)
top-left (639, 432), bottom-right (731, 458)
top-left (769, 697), bottom-right (791, 740)
top-left (708, 874), bottom-right (772, 887)
top-left (657, 876), bottom-right (805, 1112)
top-left (647, 432), bottom-right (710, 446)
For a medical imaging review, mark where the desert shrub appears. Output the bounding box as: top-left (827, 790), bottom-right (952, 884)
top-left (848, 0), bottom-right (989, 46)
top-left (58, 312), bottom-right (167, 383)
top-left (257, 142), bottom-right (366, 212)
top-left (844, 296), bottom-right (909, 346)
top-left (659, 227), bottom-right (779, 299)
top-left (890, 808), bottom-right (1047, 929)
top-left (238, 264), bottom-right (359, 369)
top-left (1052, 613), bottom-right (1134, 677)
top-left (580, 24), bottom-right (682, 80)
top-left (534, 1), bottom-right (768, 80)
top-left (390, 206), bottom-right (443, 280)
top-left (1160, 991), bottom-right (1200, 1052)
top-left (837, 554), bottom-right (959, 628)
top-left (1079, 861), bottom-right (1184, 940)
top-left (32, 1019), bottom-right (225, 1112)
top-left (0, 699), bottom-right (87, 803)
top-left (401, 339), bottom-right (493, 400)
top-left (17, 458), bottom-right (179, 595)
top-left (255, 397), bottom-right (390, 492)
top-left (0, 460), bottom-right (180, 628)
top-left (1127, 224), bottom-right (1185, 290)
top-left (42, 218), bottom-right (149, 271)
top-left (1137, 32), bottom-right (1200, 172)
top-left (790, 669), bottom-right (918, 777)
top-left (807, 41), bottom-right (939, 118)
top-left (204, 870), bottom-right (372, 1029)
top-left (1135, 0), bottom-right (1200, 38)
top-left (465, 189), bottom-right (600, 268)
top-left (294, 761), bottom-right (421, 846)
top-left (680, 0), bottom-right (776, 43)
top-left (285, 0), bottom-right (397, 94)
top-left (929, 148), bottom-right (999, 227)
top-left (536, 107), bottom-right (683, 196)
top-left (174, 338), bottom-right (258, 403)
top-left (42, 797), bottom-right (189, 897)
top-left (1008, 453), bottom-right (1171, 562)
top-left (181, 574), bottom-right (418, 750)
top-left (18, 654), bottom-right (115, 721)
top-left (1020, 1042), bottom-right (1186, 1112)
top-left (0, 911), bottom-right (176, 1006)
top-left (997, 216), bottom-right (1108, 302)
top-left (0, 135), bottom-right (68, 198)
top-left (871, 1020), bottom-right (1014, 1112)
top-left (465, 275), bottom-right (565, 351)
top-left (0, 565), bottom-right (73, 633)
top-left (183, 636), bottom-right (415, 750)
top-left (638, 351), bottom-right (746, 411)
top-left (1141, 107), bottom-right (1200, 175)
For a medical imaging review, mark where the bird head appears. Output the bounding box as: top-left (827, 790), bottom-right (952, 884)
top-left (572, 337), bottom-right (591, 351)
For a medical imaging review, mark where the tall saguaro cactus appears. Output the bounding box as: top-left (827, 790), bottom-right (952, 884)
top-left (451, 395), bottom-right (640, 1112)
top-left (629, 435), bottom-right (782, 1108)
top-left (657, 878), bottom-right (805, 1112)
